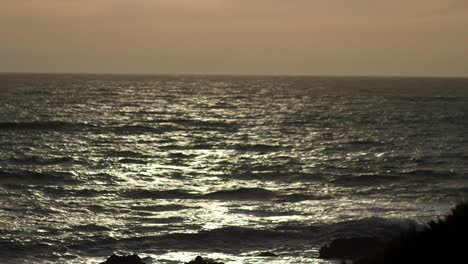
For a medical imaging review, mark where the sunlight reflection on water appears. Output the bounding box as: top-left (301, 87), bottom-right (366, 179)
top-left (0, 75), bottom-right (467, 263)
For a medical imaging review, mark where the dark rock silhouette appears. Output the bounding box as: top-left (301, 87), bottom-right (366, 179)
top-left (257, 251), bottom-right (278, 257)
top-left (100, 254), bottom-right (146, 264)
top-left (355, 201), bottom-right (468, 264)
top-left (319, 237), bottom-right (387, 261)
top-left (185, 255), bottom-right (224, 264)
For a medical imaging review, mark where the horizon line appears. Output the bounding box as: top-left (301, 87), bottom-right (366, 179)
top-left (1, 71), bottom-right (468, 79)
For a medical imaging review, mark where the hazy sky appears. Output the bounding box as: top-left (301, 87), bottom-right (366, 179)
top-left (1, 0), bottom-right (468, 76)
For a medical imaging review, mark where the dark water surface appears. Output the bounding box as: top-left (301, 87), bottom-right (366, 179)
top-left (0, 74), bottom-right (467, 263)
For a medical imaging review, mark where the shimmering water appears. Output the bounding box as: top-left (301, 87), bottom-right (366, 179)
top-left (0, 74), bottom-right (467, 263)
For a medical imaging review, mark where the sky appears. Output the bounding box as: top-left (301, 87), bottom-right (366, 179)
top-left (1, 0), bottom-right (468, 77)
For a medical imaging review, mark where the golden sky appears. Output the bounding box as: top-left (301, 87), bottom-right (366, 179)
top-left (1, 0), bottom-right (467, 76)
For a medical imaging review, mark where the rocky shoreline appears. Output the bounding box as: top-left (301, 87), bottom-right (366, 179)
top-left (98, 201), bottom-right (467, 264)
top-left (320, 201), bottom-right (468, 264)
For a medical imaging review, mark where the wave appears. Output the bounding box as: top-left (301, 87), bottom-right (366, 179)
top-left (120, 187), bottom-right (331, 202)
top-left (203, 188), bottom-right (277, 200)
top-left (327, 174), bottom-right (403, 186)
top-left (276, 193), bottom-right (333, 202)
top-left (0, 121), bottom-right (94, 131)
top-left (109, 124), bottom-right (170, 135)
top-left (168, 152), bottom-right (198, 159)
top-left (121, 189), bottom-right (196, 200)
top-left (0, 121), bottom-right (175, 135)
top-left (130, 204), bottom-right (196, 212)
top-left (234, 143), bottom-right (283, 152)
top-left (124, 187), bottom-right (282, 201)
top-left (68, 227), bottom-right (304, 254)
top-left (9, 156), bottom-right (74, 165)
top-left (0, 239), bottom-right (70, 263)
top-left (118, 158), bottom-right (148, 164)
top-left (160, 143), bottom-right (285, 152)
top-left (107, 151), bottom-right (150, 158)
top-left (399, 169), bottom-right (457, 178)
top-left (328, 169), bottom-right (459, 187)
top-left (71, 224), bottom-right (112, 232)
top-left (229, 206), bottom-right (306, 217)
top-left (344, 140), bottom-right (380, 145)
top-left (159, 143), bottom-right (216, 150)
top-left (121, 188), bottom-right (279, 201)
top-left (39, 186), bottom-right (112, 198)
top-left (148, 118), bottom-right (237, 129)
top-left (0, 169), bottom-right (80, 185)
top-left (203, 188), bottom-right (331, 202)
top-left (275, 217), bottom-right (422, 244)
top-left (158, 226), bottom-right (302, 249)
top-left (66, 217), bottom-right (420, 255)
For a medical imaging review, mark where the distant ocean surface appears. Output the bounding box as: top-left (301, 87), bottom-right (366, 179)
top-left (0, 74), bottom-right (467, 264)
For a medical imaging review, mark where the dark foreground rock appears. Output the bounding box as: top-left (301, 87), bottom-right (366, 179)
top-left (100, 254), bottom-right (146, 264)
top-left (319, 237), bottom-right (387, 261)
top-left (355, 201), bottom-right (468, 264)
top-left (185, 256), bottom-right (224, 264)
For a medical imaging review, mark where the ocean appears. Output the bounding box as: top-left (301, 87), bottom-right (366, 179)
top-left (0, 74), bottom-right (467, 263)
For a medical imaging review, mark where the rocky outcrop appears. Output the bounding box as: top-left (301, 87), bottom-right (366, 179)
top-left (100, 254), bottom-right (146, 264)
top-left (185, 256), bottom-right (224, 264)
top-left (355, 201), bottom-right (468, 264)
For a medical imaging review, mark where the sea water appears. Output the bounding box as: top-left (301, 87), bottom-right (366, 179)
top-left (0, 74), bottom-right (467, 263)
